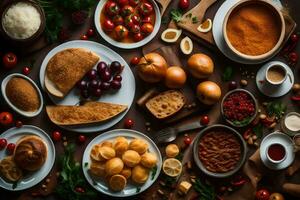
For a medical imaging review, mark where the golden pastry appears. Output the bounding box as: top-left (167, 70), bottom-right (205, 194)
top-left (105, 158), bottom-right (124, 176)
top-left (0, 156), bottom-right (22, 182)
top-left (100, 141), bottom-right (113, 148)
top-left (120, 167), bottom-right (131, 179)
top-left (129, 139), bottom-right (148, 155)
top-left (122, 150), bottom-right (141, 167)
top-left (140, 152), bottom-right (157, 168)
top-left (99, 146), bottom-right (116, 161)
top-left (89, 161), bottom-right (106, 178)
top-left (109, 174), bottom-right (127, 191)
top-left (90, 144), bottom-right (102, 161)
top-left (132, 165), bottom-right (149, 184)
top-left (14, 135), bottom-right (47, 171)
top-left (165, 144), bottom-right (179, 158)
top-left (114, 137), bottom-right (129, 156)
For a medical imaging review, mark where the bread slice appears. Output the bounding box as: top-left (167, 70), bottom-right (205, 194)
top-left (145, 90), bottom-right (185, 119)
top-left (46, 101), bottom-right (127, 125)
top-left (45, 48), bottom-right (100, 98)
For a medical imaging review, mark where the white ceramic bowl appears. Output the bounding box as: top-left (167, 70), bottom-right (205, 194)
top-left (223, 0), bottom-right (285, 61)
top-left (1, 73), bottom-right (43, 117)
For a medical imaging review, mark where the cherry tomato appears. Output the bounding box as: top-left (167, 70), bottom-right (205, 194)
top-left (255, 189), bottom-right (270, 200)
top-left (139, 2), bottom-right (153, 16)
top-left (129, 0), bottom-right (139, 6)
top-left (130, 57), bottom-right (140, 65)
top-left (78, 135), bottom-right (86, 143)
top-left (142, 16), bottom-right (152, 24)
top-left (22, 66), bottom-right (30, 75)
top-left (105, 1), bottom-right (120, 16)
top-left (178, 0), bottom-right (190, 10)
top-left (200, 115), bottom-right (210, 125)
top-left (290, 34), bottom-right (299, 43)
top-left (52, 131), bottom-right (62, 141)
top-left (133, 32), bottom-right (143, 41)
top-left (124, 16), bottom-right (134, 28)
top-left (124, 118), bottom-right (134, 128)
top-left (121, 5), bottom-right (134, 16)
top-left (6, 143), bottom-right (15, 154)
top-left (0, 112), bottom-right (13, 126)
top-left (141, 23), bottom-right (153, 34)
top-left (117, 0), bottom-right (129, 7)
top-left (80, 34), bottom-right (88, 40)
top-left (3, 53), bottom-right (17, 69)
top-left (103, 19), bottom-right (115, 31)
top-left (289, 52), bottom-right (298, 63)
top-left (130, 24), bottom-right (140, 33)
top-left (0, 138), bottom-right (7, 150)
top-left (114, 25), bottom-right (129, 40)
top-left (113, 15), bottom-right (124, 25)
top-left (86, 28), bottom-right (94, 37)
top-left (75, 186), bottom-right (85, 193)
top-left (15, 120), bottom-right (23, 128)
top-left (184, 136), bottom-right (192, 145)
top-left (132, 15), bottom-right (141, 25)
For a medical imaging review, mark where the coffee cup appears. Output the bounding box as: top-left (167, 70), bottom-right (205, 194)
top-left (266, 143), bottom-right (287, 164)
top-left (265, 64), bottom-right (287, 86)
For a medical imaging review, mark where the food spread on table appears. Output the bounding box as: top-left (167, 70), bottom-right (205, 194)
top-left (0, 0), bottom-right (300, 199)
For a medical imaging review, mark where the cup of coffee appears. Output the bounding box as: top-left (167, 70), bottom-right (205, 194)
top-left (265, 64), bottom-right (287, 85)
top-left (266, 143), bottom-right (287, 164)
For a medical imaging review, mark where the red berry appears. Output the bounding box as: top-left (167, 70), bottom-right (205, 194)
top-left (75, 186), bottom-right (85, 193)
top-left (290, 34), bottom-right (299, 43)
top-left (87, 28), bottom-right (94, 37)
top-left (15, 120), bottom-right (23, 128)
top-left (0, 138), bottom-right (7, 150)
top-left (184, 136), bottom-right (192, 145)
top-left (124, 118), bottom-right (134, 128)
top-left (80, 35), bottom-right (88, 40)
top-left (78, 135), bottom-right (86, 143)
top-left (6, 143), bottom-right (15, 154)
top-left (289, 52), bottom-right (298, 63)
top-left (22, 66), bottom-right (30, 75)
top-left (52, 131), bottom-right (62, 141)
top-left (130, 56), bottom-right (140, 65)
top-left (200, 115), bottom-right (210, 125)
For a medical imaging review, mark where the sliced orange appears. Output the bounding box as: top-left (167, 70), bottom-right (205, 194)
top-left (163, 158), bottom-right (182, 177)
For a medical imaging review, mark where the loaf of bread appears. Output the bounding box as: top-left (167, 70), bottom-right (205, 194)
top-left (145, 90), bottom-right (185, 119)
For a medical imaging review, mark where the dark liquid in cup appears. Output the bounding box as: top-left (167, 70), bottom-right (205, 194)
top-left (267, 144), bottom-right (286, 161)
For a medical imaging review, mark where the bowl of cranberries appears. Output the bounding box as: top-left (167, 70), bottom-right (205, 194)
top-left (221, 89), bottom-right (258, 127)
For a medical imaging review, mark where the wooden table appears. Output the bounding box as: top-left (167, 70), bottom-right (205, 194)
top-left (0, 0), bottom-right (300, 199)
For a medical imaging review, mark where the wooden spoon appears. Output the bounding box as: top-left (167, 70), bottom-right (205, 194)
top-left (155, 0), bottom-right (171, 15)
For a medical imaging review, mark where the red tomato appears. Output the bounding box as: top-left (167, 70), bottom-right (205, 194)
top-left (52, 131), bottom-right (62, 141)
top-left (113, 15), bottom-right (124, 25)
top-left (184, 136), bottom-right (192, 145)
top-left (139, 2), bottom-right (153, 16)
top-left (124, 16), bottom-right (134, 28)
top-left (22, 66), bottom-right (30, 75)
top-left (121, 5), bottom-right (134, 16)
top-left (0, 112), bottom-right (13, 126)
top-left (3, 53), bottom-right (17, 69)
top-left (142, 16), bottom-right (152, 24)
top-left (130, 24), bottom-right (140, 33)
top-left (124, 118), bottom-right (134, 128)
top-left (80, 34), bottom-right (88, 40)
top-left (129, 0), bottom-right (140, 6)
top-left (200, 115), bottom-right (210, 125)
top-left (132, 15), bottom-right (141, 25)
top-left (117, 0), bottom-right (129, 7)
top-left (105, 1), bottom-right (120, 16)
top-left (75, 186), bottom-right (85, 193)
top-left (130, 57), bottom-right (140, 65)
top-left (255, 189), bottom-right (270, 200)
top-left (15, 120), bottom-right (23, 128)
top-left (78, 135), bottom-right (86, 143)
top-left (0, 138), bottom-right (7, 150)
top-left (133, 33), bottom-right (143, 41)
top-left (178, 0), bottom-right (190, 10)
top-left (86, 28), bottom-right (94, 37)
top-left (6, 143), bottom-right (15, 154)
top-left (103, 19), bottom-right (115, 31)
top-left (141, 23), bottom-right (153, 34)
top-left (114, 25), bottom-right (129, 40)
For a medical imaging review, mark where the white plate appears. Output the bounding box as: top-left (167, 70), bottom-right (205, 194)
top-left (212, 0), bottom-right (282, 64)
top-left (260, 132), bottom-right (295, 170)
top-left (39, 40), bottom-right (136, 133)
top-left (0, 125), bottom-right (55, 191)
top-left (1, 73), bottom-right (44, 118)
top-left (94, 0), bottom-right (161, 49)
top-left (82, 129), bottom-right (162, 197)
top-left (256, 61), bottom-right (294, 97)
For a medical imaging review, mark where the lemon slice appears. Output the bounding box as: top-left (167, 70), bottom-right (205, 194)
top-left (90, 144), bottom-right (101, 161)
top-left (161, 28), bottom-right (182, 43)
top-left (109, 174), bottom-right (127, 191)
top-left (163, 158), bottom-right (182, 177)
top-left (197, 19), bottom-right (212, 33)
top-left (180, 36), bottom-right (193, 55)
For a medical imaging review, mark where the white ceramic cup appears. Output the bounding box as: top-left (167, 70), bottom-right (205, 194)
top-left (266, 143), bottom-right (287, 164)
top-left (265, 64), bottom-right (287, 86)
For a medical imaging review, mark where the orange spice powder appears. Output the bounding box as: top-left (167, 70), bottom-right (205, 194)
top-left (226, 3), bottom-right (281, 56)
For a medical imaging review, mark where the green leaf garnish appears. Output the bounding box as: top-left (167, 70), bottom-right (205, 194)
top-left (222, 66), bottom-right (234, 81)
top-left (170, 9), bottom-right (183, 23)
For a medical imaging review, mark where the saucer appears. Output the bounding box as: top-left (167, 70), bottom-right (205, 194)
top-left (256, 61), bottom-right (294, 97)
top-left (260, 132), bottom-right (295, 170)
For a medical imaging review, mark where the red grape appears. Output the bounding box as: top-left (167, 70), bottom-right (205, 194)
top-left (87, 69), bottom-right (97, 80)
top-left (78, 135), bottom-right (86, 143)
top-left (111, 80), bottom-right (122, 90)
top-left (101, 69), bottom-right (112, 82)
top-left (97, 62), bottom-right (108, 74)
top-left (110, 61), bottom-right (122, 74)
top-left (93, 88), bottom-right (102, 97)
top-left (6, 143), bottom-right (15, 154)
top-left (100, 82), bottom-right (111, 90)
top-left (52, 131), bottom-right (62, 141)
top-left (113, 75), bottom-right (122, 82)
top-left (0, 138), bottom-right (7, 150)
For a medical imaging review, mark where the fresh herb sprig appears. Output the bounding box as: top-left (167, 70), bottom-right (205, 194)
top-left (193, 179), bottom-right (216, 200)
top-left (170, 9), bottom-right (183, 23)
top-left (151, 165), bottom-right (158, 180)
top-left (266, 101), bottom-right (287, 119)
top-left (222, 66), bottom-right (234, 81)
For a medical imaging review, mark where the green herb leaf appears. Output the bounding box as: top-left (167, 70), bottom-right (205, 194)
top-left (170, 9), bottom-right (183, 23)
top-left (136, 187), bottom-right (141, 193)
top-left (151, 165), bottom-right (157, 180)
top-left (192, 16), bottom-right (199, 24)
top-left (253, 123), bottom-right (263, 139)
top-left (222, 66), bottom-right (234, 81)
top-left (232, 117), bottom-right (251, 126)
top-left (84, 162), bottom-right (88, 167)
top-left (266, 101), bottom-right (287, 119)
top-left (193, 179), bottom-right (216, 200)
top-left (175, 152), bottom-right (183, 161)
top-left (186, 13), bottom-right (192, 18)
top-left (12, 181), bottom-right (18, 189)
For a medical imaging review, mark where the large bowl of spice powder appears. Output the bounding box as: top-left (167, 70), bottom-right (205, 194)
top-left (223, 0), bottom-right (285, 61)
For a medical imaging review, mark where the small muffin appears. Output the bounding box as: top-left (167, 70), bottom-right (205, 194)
top-left (129, 139), bottom-right (148, 154)
top-left (100, 141), bottom-right (113, 148)
top-left (141, 152), bottom-right (157, 168)
top-left (109, 174), bottom-right (127, 191)
top-left (132, 165), bottom-right (149, 184)
top-left (0, 156), bottom-right (23, 182)
top-left (120, 167), bottom-right (132, 179)
top-left (122, 150), bottom-right (141, 167)
top-left (99, 146), bottom-right (116, 161)
top-left (89, 161), bottom-right (106, 178)
top-left (165, 144), bottom-right (179, 158)
top-left (105, 157), bottom-right (124, 176)
top-left (114, 137), bottom-right (129, 156)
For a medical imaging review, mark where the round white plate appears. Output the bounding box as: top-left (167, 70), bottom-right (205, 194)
top-left (39, 40), bottom-right (136, 133)
top-left (94, 0), bottom-right (161, 49)
top-left (260, 132), bottom-right (295, 170)
top-left (0, 125), bottom-right (55, 191)
top-left (82, 129), bottom-right (162, 197)
top-left (256, 61), bottom-right (294, 97)
top-left (212, 0), bottom-right (282, 64)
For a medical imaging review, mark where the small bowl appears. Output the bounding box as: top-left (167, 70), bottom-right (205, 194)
top-left (193, 124), bottom-right (247, 178)
top-left (221, 89), bottom-right (258, 127)
top-left (223, 0), bottom-right (285, 61)
top-left (1, 73), bottom-right (44, 117)
top-left (0, 0), bottom-right (45, 44)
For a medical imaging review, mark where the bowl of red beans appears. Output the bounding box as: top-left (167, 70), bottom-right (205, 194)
top-left (221, 89), bottom-right (258, 127)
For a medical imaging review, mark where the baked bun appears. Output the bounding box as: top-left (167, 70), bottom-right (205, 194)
top-left (14, 135), bottom-right (47, 171)
top-left (132, 165), bottom-right (149, 184)
top-left (0, 156), bottom-right (23, 182)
